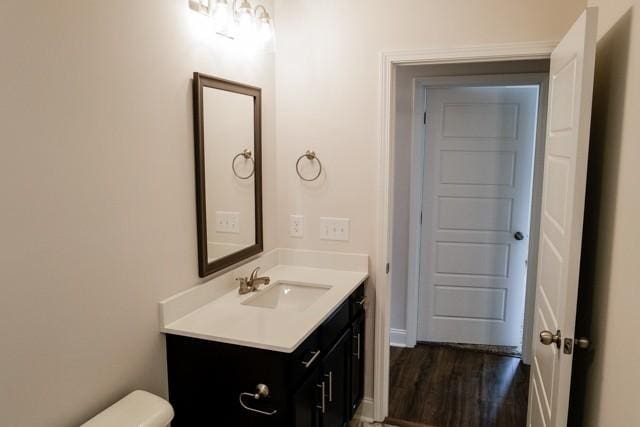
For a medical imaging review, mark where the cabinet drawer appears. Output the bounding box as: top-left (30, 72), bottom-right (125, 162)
top-left (349, 283), bottom-right (366, 319)
top-left (289, 329), bottom-right (322, 388)
top-left (319, 300), bottom-right (350, 350)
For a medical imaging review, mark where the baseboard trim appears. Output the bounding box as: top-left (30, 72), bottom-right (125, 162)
top-left (384, 417), bottom-right (436, 427)
top-left (354, 396), bottom-right (375, 421)
top-left (390, 328), bottom-right (407, 347)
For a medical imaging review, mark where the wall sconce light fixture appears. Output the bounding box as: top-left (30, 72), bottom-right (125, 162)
top-left (189, 0), bottom-right (274, 47)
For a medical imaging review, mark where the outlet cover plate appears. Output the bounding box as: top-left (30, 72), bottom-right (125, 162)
top-left (290, 215), bottom-right (304, 237)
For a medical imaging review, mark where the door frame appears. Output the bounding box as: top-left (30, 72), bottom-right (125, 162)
top-left (374, 41), bottom-right (556, 421)
top-left (404, 74), bottom-right (549, 361)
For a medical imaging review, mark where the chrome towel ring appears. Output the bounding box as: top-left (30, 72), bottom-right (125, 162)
top-left (232, 149), bottom-right (255, 180)
top-left (295, 150), bottom-right (322, 182)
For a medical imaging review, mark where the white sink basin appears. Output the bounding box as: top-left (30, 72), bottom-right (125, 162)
top-left (242, 281), bottom-right (331, 311)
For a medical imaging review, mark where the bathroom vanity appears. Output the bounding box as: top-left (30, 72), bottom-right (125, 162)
top-left (160, 250), bottom-right (368, 427)
top-left (166, 74), bottom-right (368, 426)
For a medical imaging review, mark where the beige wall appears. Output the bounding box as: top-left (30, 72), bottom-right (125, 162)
top-left (0, 1), bottom-right (275, 426)
top-left (273, 0), bottom-right (585, 400)
top-left (580, 1), bottom-right (640, 425)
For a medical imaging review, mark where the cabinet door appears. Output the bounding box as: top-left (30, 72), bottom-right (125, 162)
top-left (293, 369), bottom-right (321, 427)
top-left (321, 330), bottom-right (350, 427)
top-left (349, 313), bottom-right (365, 417)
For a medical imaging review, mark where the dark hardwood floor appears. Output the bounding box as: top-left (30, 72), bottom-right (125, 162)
top-left (388, 343), bottom-right (530, 427)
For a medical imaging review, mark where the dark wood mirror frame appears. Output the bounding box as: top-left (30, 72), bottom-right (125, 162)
top-left (193, 72), bottom-right (263, 277)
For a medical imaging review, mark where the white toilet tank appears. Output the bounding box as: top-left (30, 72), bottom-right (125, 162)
top-left (81, 390), bottom-right (174, 427)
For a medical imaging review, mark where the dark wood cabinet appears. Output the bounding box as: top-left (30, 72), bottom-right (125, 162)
top-left (166, 282), bottom-right (366, 427)
top-left (319, 330), bottom-right (350, 427)
top-left (349, 313), bottom-right (365, 417)
top-left (293, 368), bottom-right (321, 427)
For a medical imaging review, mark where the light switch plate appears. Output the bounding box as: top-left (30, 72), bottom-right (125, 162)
top-left (215, 211), bottom-right (240, 234)
top-left (289, 215), bottom-right (304, 237)
top-left (228, 212), bottom-right (240, 233)
top-left (320, 217), bottom-right (350, 241)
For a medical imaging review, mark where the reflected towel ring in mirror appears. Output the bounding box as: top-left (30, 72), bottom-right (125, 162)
top-left (295, 150), bottom-right (322, 182)
top-left (232, 149), bottom-right (255, 179)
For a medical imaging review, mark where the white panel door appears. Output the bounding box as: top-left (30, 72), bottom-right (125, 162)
top-left (528, 8), bottom-right (597, 427)
top-left (417, 85), bottom-right (539, 346)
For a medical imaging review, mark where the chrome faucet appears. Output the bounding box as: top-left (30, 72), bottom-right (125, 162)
top-left (237, 267), bottom-right (271, 295)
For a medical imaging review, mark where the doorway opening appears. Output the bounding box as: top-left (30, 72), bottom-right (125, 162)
top-left (387, 63), bottom-right (549, 426)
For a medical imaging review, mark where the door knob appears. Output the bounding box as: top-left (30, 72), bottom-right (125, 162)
top-left (540, 330), bottom-right (562, 348)
top-left (575, 337), bottom-right (591, 349)
top-left (514, 231), bottom-right (525, 240)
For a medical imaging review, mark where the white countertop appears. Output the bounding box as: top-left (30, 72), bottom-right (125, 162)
top-left (160, 249), bottom-right (368, 353)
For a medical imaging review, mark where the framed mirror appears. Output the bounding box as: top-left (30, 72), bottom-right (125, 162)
top-left (193, 73), bottom-right (263, 277)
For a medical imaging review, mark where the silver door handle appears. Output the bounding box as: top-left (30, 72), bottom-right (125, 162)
top-left (301, 350), bottom-right (321, 368)
top-left (316, 381), bottom-right (326, 414)
top-left (575, 337), bottom-right (591, 349)
top-left (356, 296), bottom-right (367, 306)
top-left (353, 333), bottom-right (361, 360)
top-left (324, 371), bottom-right (333, 402)
top-left (540, 330), bottom-right (562, 348)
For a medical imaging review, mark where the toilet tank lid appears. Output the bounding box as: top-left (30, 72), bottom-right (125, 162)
top-left (80, 390), bottom-right (174, 427)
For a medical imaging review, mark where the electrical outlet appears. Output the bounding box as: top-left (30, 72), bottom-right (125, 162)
top-left (320, 217), bottom-right (350, 241)
top-left (215, 211), bottom-right (240, 234)
top-left (215, 212), bottom-right (227, 232)
top-left (290, 215), bottom-right (304, 237)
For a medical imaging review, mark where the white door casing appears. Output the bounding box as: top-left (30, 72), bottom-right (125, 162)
top-left (375, 41), bottom-right (558, 421)
top-left (417, 85), bottom-right (539, 347)
top-left (527, 8), bottom-right (598, 427)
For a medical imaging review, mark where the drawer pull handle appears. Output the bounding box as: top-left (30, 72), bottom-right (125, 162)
top-left (353, 333), bottom-right (361, 360)
top-left (301, 350), bottom-right (321, 368)
top-left (324, 371), bottom-right (333, 402)
top-left (356, 296), bottom-right (367, 306)
top-left (316, 381), bottom-right (326, 414)
top-left (239, 384), bottom-right (277, 416)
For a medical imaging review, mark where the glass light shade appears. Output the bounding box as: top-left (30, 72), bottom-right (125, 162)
top-left (212, 0), bottom-right (231, 34)
top-left (256, 17), bottom-right (272, 45)
top-left (236, 5), bottom-right (256, 43)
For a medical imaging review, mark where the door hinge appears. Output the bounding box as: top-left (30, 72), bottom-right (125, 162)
top-left (423, 112), bottom-right (427, 124)
top-left (386, 263), bottom-right (390, 274)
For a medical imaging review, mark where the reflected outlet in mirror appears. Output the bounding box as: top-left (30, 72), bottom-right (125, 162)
top-left (242, 281), bottom-right (331, 311)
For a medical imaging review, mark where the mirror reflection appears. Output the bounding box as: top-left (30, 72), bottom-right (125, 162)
top-left (194, 73), bottom-right (263, 277)
top-left (204, 87), bottom-right (256, 261)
